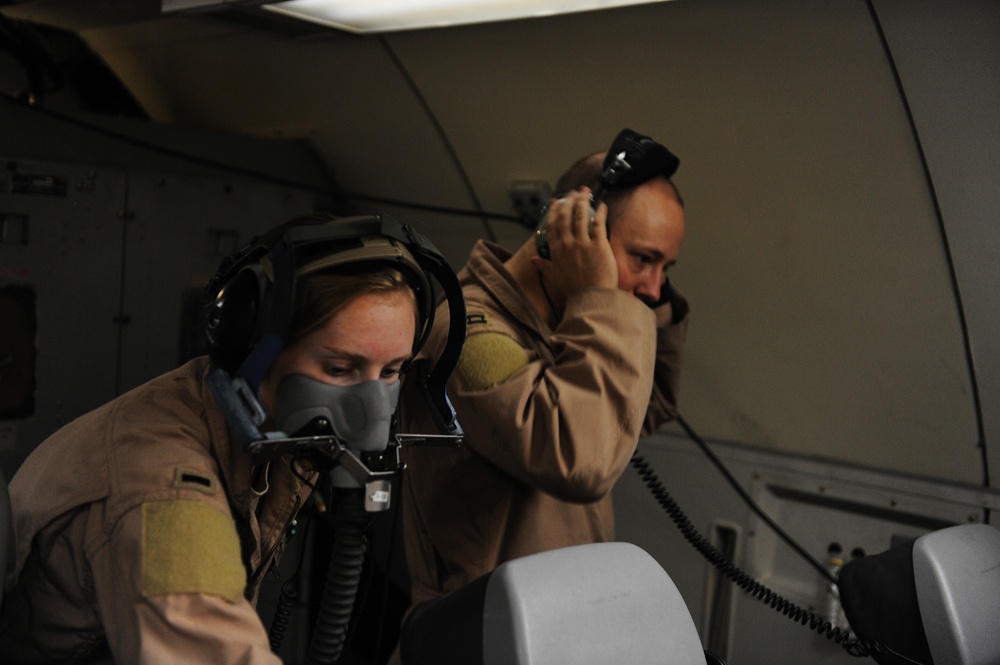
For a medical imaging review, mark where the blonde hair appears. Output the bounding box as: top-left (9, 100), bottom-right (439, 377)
top-left (286, 266), bottom-right (420, 346)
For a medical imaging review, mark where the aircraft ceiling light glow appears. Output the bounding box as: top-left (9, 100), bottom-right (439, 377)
top-left (260, 0), bottom-right (673, 34)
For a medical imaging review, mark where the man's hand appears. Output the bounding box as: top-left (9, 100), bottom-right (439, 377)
top-left (532, 188), bottom-right (618, 297)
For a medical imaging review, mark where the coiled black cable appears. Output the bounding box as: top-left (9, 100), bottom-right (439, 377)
top-left (268, 514), bottom-right (312, 656)
top-left (674, 415), bottom-right (836, 585)
top-left (629, 452), bottom-right (879, 659)
top-left (305, 491), bottom-right (368, 665)
top-left (268, 470), bottom-right (316, 654)
top-left (269, 579), bottom-right (298, 654)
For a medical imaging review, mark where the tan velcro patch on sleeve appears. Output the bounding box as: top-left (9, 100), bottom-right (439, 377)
top-left (457, 332), bottom-right (529, 390)
top-left (141, 500), bottom-right (246, 603)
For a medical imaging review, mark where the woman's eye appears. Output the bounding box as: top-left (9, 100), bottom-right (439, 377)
top-left (381, 367), bottom-right (403, 382)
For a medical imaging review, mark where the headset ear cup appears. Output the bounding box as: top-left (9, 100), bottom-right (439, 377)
top-left (205, 268), bottom-right (265, 372)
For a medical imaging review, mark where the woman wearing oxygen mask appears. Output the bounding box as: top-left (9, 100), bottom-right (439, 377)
top-left (0, 212), bottom-right (464, 665)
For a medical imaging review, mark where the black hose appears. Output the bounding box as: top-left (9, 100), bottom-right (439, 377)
top-left (306, 491), bottom-right (368, 665)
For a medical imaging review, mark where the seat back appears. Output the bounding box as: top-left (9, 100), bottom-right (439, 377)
top-left (482, 542), bottom-right (705, 665)
top-left (913, 524), bottom-right (1000, 665)
top-left (400, 542), bottom-right (710, 665)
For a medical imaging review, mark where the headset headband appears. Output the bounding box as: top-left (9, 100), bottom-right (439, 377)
top-left (602, 128), bottom-right (680, 190)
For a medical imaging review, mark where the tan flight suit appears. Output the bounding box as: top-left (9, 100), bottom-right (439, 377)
top-left (0, 357), bottom-right (315, 664)
top-left (398, 240), bottom-right (689, 611)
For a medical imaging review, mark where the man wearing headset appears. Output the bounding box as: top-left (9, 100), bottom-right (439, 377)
top-left (397, 130), bottom-right (690, 618)
top-left (0, 213), bottom-right (462, 664)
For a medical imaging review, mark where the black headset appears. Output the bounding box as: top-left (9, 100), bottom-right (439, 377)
top-left (603, 128), bottom-right (680, 190)
top-left (535, 128), bottom-right (681, 259)
top-left (204, 212), bottom-right (465, 440)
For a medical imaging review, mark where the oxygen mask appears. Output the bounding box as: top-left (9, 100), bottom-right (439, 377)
top-left (273, 374), bottom-right (401, 492)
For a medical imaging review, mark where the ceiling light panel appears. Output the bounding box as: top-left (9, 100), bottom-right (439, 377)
top-left (261, 0), bottom-right (672, 34)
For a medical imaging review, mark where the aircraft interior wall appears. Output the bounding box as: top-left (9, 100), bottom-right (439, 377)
top-left (28, 0), bottom-right (990, 486)
top-left (0, 98), bottom-right (330, 473)
top-left (0, 0), bottom-right (998, 663)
